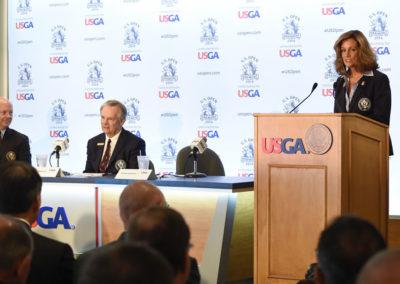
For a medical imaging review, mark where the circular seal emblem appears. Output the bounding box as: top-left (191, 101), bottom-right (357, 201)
top-left (115, 160), bottom-right (127, 171)
top-left (6, 151), bottom-right (16, 161)
top-left (358, 97), bottom-right (371, 111)
top-left (305, 124), bottom-right (333, 155)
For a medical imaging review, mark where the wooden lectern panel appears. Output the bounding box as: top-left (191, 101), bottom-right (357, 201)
top-left (268, 165), bottom-right (326, 280)
top-left (348, 129), bottom-right (384, 228)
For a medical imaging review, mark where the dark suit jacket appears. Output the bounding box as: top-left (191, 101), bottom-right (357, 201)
top-left (0, 127), bottom-right (31, 164)
top-left (84, 128), bottom-right (146, 174)
top-left (333, 69), bottom-right (393, 155)
top-left (16, 221), bottom-right (75, 284)
top-left (74, 232), bottom-right (201, 284)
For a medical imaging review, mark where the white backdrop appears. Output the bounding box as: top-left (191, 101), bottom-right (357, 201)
top-left (7, 0), bottom-right (399, 214)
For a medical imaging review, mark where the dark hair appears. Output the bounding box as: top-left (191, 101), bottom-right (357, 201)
top-left (334, 30), bottom-right (378, 76)
top-left (127, 207), bottom-right (190, 275)
top-left (78, 242), bottom-right (173, 284)
top-left (316, 215), bottom-right (386, 284)
top-left (0, 214), bottom-right (33, 270)
top-left (0, 161), bottom-right (42, 214)
top-left (100, 100), bottom-right (127, 120)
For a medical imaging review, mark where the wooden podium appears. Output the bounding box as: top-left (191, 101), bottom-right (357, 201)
top-left (254, 113), bottom-right (389, 284)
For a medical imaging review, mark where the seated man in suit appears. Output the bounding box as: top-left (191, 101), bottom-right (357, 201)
top-left (84, 100), bottom-right (145, 174)
top-left (0, 161), bottom-right (75, 284)
top-left (0, 214), bottom-right (33, 284)
top-left (0, 98), bottom-right (31, 165)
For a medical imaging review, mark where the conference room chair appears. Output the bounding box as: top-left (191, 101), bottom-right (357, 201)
top-left (175, 146), bottom-right (225, 176)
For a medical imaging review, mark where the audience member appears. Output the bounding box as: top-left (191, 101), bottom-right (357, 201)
top-left (77, 242), bottom-right (174, 284)
top-left (127, 207), bottom-right (191, 284)
top-left (75, 181), bottom-right (200, 284)
top-left (0, 161), bottom-right (75, 284)
top-left (0, 98), bottom-right (31, 164)
top-left (356, 248), bottom-right (400, 284)
top-left (315, 215), bottom-right (386, 284)
top-left (0, 214), bottom-right (33, 284)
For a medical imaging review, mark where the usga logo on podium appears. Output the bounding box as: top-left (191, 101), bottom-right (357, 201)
top-left (262, 124), bottom-right (333, 155)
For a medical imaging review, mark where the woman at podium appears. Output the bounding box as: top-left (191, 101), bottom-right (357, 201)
top-left (332, 30), bottom-right (393, 155)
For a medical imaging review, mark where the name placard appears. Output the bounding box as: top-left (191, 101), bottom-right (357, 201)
top-left (115, 169), bottom-right (157, 180)
top-left (35, 167), bottom-right (64, 177)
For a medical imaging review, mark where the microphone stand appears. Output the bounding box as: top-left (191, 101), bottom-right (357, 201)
top-left (185, 149), bottom-right (207, 178)
top-left (55, 150), bottom-right (60, 168)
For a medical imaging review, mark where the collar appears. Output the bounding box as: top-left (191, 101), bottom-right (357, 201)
top-left (13, 217), bottom-right (31, 228)
top-left (0, 128), bottom-right (6, 139)
top-left (105, 129), bottom-right (122, 144)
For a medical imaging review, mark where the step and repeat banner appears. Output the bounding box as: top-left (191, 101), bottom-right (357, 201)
top-left (7, 0), bottom-right (400, 213)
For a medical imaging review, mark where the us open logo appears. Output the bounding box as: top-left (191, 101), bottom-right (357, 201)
top-left (51, 25), bottom-right (67, 50)
top-left (200, 97), bottom-right (218, 124)
top-left (282, 15), bottom-right (301, 43)
top-left (161, 58), bottom-right (178, 84)
top-left (161, 138), bottom-right (178, 164)
top-left (125, 97), bottom-right (141, 124)
top-left (124, 22), bottom-right (141, 48)
top-left (200, 18), bottom-right (218, 45)
top-left (369, 11), bottom-right (389, 40)
top-left (240, 56), bottom-right (259, 83)
top-left (17, 63), bottom-right (33, 88)
top-left (87, 61), bottom-right (103, 86)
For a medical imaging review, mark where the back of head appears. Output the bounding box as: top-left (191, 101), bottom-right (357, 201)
top-left (356, 248), bottom-right (400, 284)
top-left (316, 215), bottom-right (386, 284)
top-left (77, 242), bottom-right (174, 284)
top-left (0, 161), bottom-right (42, 214)
top-left (0, 214), bottom-right (33, 283)
top-left (127, 207), bottom-right (190, 276)
top-left (119, 181), bottom-right (166, 228)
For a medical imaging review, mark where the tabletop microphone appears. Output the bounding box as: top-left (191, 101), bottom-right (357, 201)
top-left (190, 137), bottom-right (208, 155)
top-left (289, 82), bottom-right (318, 113)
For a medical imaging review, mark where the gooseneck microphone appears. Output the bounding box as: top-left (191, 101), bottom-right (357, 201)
top-left (289, 82), bottom-right (318, 113)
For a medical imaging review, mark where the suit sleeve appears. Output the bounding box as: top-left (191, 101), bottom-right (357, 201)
top-left (369, 73), bottom-right (391, 125)
top-left (19, 134), bottom-right (32, 165)
top-left (333, 77), bottom-right (345, 113)
top-left (84, 140), bottom-right (94, 173)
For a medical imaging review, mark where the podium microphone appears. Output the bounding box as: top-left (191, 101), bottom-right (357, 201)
top-left (289, 82), bottom-right (318, 113)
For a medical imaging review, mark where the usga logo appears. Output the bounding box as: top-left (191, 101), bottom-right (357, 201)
top-left (279, 49), bottom-right (302, 57)
top-left (84, 18), bottom-right (104, 26)
top-left (238, 10), bottom-right (260, 19)
top-left (85, 92), bottom-right (104, 100)
top-left (50, 56), bottom-right (69, 64)
top-left (262, 124), bottom-right (333, 155)
top-left (238, 89), bottom-right (260, 98)
top-left (16, 93), bottom-right (35, 100)
top-left (50, 130), bottom-right (69, 138)
top-left (159, 14), bottom-right (180, 22)
top-left (198, 51), bottom-right (219, 60)
top-left (198, 130), bottom-right (219, 138)
top-left (322, 7), bottom-right (345, 15)
top-left (32, 206), bottom-right (73, 229)
top-left (159, 90), bottom-right (180, 99)
top-left (16, 21), bottom-right (34, 29)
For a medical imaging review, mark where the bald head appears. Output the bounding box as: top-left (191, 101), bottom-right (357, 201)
top-left (357, 248), bottom-right (400, 284)
top-left (0, 97), bottom-right (13, 130)
top-left (119, 181), bottom-right (166, 229)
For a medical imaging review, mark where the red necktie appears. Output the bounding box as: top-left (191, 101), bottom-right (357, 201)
top-left (0, 135), bottom-right (2, 143)
top-left (99, 139), bottom-right (111, 173)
